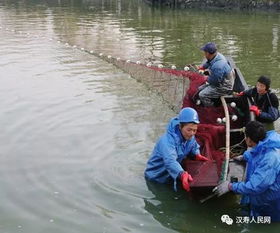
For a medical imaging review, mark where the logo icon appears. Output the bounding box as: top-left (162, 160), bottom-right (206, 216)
top-left (221, 214), bottom-right (233, 225)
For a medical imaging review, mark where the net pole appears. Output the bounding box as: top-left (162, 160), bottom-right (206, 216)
top-left (220, 96), bottom-right (230, 182)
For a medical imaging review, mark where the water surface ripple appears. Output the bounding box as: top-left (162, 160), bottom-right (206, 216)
top-left (0, 1), bottom-right (279, 233)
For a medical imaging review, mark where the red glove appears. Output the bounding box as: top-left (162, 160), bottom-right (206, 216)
top-left (250, 105), bottom-right (261, 116)
top-left (196, 154), bottom-right (209, 161)
top-left (181, 171), bottom-right (193, 192)
top-left (236, 91), bottom-right (244, 96)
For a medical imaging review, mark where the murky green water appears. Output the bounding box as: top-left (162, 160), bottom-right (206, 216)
top-left (0, 1), bottom-right (279, 233)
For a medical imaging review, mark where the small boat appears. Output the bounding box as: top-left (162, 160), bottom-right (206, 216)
top-left (100, 54), bottom-right (252, 196)
top-left (182, 57), bottom-right (254, 197)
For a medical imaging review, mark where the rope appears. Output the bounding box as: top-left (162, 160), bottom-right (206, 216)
top-left (219, 138), bottom-right (246, 158)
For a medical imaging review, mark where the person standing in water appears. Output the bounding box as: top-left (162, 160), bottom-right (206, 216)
top-left (145, 107), bottom-right (208, 192)
top-left (214, 121), bottom-right (280, 222)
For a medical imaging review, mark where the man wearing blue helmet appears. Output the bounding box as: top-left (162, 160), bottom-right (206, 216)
top-left (197, 42), bottom-right (235, 106)
top-left (145, 107), bottom-right (208, 192)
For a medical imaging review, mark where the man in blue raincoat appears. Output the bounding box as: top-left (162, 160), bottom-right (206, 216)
top-left (196, 42), bottom-right (235, 106)
top-left (214, 121), bottom-right (280, 222)
top-left (145, 107), bottom-right (208, 192)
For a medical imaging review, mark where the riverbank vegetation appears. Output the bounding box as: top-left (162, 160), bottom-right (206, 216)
top-left (144, 0), bottom-right (280, 10)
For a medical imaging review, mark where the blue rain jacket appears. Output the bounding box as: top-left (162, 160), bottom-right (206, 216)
top-left (202, 52), bottom-right (232, 87)
top-left (144, 117), bottom-right (200, 190)
top-left (232, 130), bottom-right (280, 221)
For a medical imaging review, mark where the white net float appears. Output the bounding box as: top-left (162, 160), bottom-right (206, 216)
top-left (184, 66), bottom-right (190, 71)
top-left (230, 102), bottom-right (236, 108)
top-left (231, 115), bottom-right (238, 121)
top-left (216, 118), bottom-right (222, 124)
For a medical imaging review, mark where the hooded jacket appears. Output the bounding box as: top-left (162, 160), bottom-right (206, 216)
top-left (232, 130), bottom-right (280, 221)
top-left (144, 117), bottom-right (200, 190)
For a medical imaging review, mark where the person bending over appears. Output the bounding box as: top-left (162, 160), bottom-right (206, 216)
top-left (145, 107), bottom-right (208, 192)
top-left (214, 121), bottom-right (280, 222)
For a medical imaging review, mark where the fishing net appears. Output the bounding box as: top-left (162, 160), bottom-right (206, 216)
top-left (101, 55), bottom-right (247, 187)
top-left (2, 27), bottom-right (248, 189)
top-left (106, 58), bottom-right (194, 112)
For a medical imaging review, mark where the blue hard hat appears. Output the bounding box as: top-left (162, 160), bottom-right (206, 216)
top-left (200, 42), bottom-right (217, 54)
top-left (178, 107), bottom-right (200, 124)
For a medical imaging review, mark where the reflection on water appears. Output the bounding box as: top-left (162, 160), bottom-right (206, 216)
top-left (0, 0), bottom-right (279, 233)
top-left (2, 0), bottom-right (280, 88)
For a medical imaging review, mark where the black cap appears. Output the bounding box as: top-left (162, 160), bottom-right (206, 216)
top-left (258, 75), bottom-right (271, 90)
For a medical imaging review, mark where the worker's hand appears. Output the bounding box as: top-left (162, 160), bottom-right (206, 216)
top-left (197, 65), bottom-right (205, 70)
top-left (249, 105), bottom-right (261, 116)
top-left (233, 155), bottom-right (243, 161)
top-left (212, 181), bottom-right (232, 197)
top-left (181, 171), bottom-right (193, 192)
top-left (198, 69), bottom-right (205, 74)
top-left (196, 154), bottom-right (209, 161)
top-left (203, 69), bottom-right (210, 76)
top-left (235, 91), bottom-right (244, 96)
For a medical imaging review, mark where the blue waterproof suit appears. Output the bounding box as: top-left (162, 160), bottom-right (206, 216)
top-left (202, 52), bottom-right (233, 88)
top-left (144, 117), bottom-right (200, 190)
top-left (232, 130), bottom-right (280, 221)
top-left (198, 53), bottom-right (234, 106)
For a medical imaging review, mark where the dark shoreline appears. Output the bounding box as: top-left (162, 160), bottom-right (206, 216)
top-left (143, 0), bottom-right (280, 11)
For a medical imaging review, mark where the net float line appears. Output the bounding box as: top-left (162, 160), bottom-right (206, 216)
top-left (1, 25), bottom-right (205, 113)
